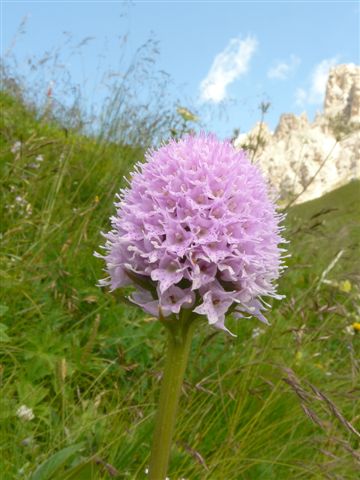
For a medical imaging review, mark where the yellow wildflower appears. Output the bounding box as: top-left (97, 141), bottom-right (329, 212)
top-left (339, 280), bottom-right (352, 293)
top-left (352, 322), bottom-right (360, 332)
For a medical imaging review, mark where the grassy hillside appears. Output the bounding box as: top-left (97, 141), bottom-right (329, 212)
top-left (0, 92), bottom-right (359, 479)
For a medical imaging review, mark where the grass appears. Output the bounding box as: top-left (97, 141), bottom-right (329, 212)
top-left (0, 90), bottom-right (359, 480)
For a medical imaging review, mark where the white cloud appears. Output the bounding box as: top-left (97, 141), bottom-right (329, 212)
top-left (199, 35), bottom-right (258, 103)
top-left (267, 54), bottom-right (300, 80)
top-left (295, 57), bottom-right (338, 106)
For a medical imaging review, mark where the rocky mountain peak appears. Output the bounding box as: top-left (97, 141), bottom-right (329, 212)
top-left (274, 112), bottom-right (309, 140)
top-left (235, 64), bottom-right (360, 204)
top-left (324, 63), bottom-right (360, 122)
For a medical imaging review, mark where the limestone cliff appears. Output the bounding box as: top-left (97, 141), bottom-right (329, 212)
top-left (235, 64), bottom-right (360, 204)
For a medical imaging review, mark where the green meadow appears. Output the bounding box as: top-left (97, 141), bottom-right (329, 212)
top-left (0, 87), bottom-right (359, 480)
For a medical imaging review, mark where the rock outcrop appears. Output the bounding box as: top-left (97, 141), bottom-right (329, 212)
top-left (235, 64), bottom-right (360, 204)
top-left (324, 64), bottom-right (360, 121)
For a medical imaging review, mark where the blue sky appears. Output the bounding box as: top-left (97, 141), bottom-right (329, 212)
top-left (2, 1), bottom-right (359, 138)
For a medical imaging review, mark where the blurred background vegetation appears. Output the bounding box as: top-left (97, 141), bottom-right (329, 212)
top-left (0, 26), bottom-right (359, 480)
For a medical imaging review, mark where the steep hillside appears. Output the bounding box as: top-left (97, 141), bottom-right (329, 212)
top-left (287, 179), bottom-right (360, 284)
top-left (0, 92), bottom-right (359, 480)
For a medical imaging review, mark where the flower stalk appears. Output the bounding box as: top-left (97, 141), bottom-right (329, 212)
top-left (148, 313), bottom-right (197, 480)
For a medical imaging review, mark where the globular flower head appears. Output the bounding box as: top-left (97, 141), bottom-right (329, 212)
top-left (97, 133), bottom-right (285, 334)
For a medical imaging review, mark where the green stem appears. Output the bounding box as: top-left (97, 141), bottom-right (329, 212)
top-left (148, 314), bottom-right (196, 480)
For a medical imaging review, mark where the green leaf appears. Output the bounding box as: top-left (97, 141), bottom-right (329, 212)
top-left (61, 460), bottom-right (96, 480)
top-left (0, 304), bottom-right (9, 317)
top-left (30, 443), bottom-right (85, 480)
top-left (0, 323), bottom-right (10, 343)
